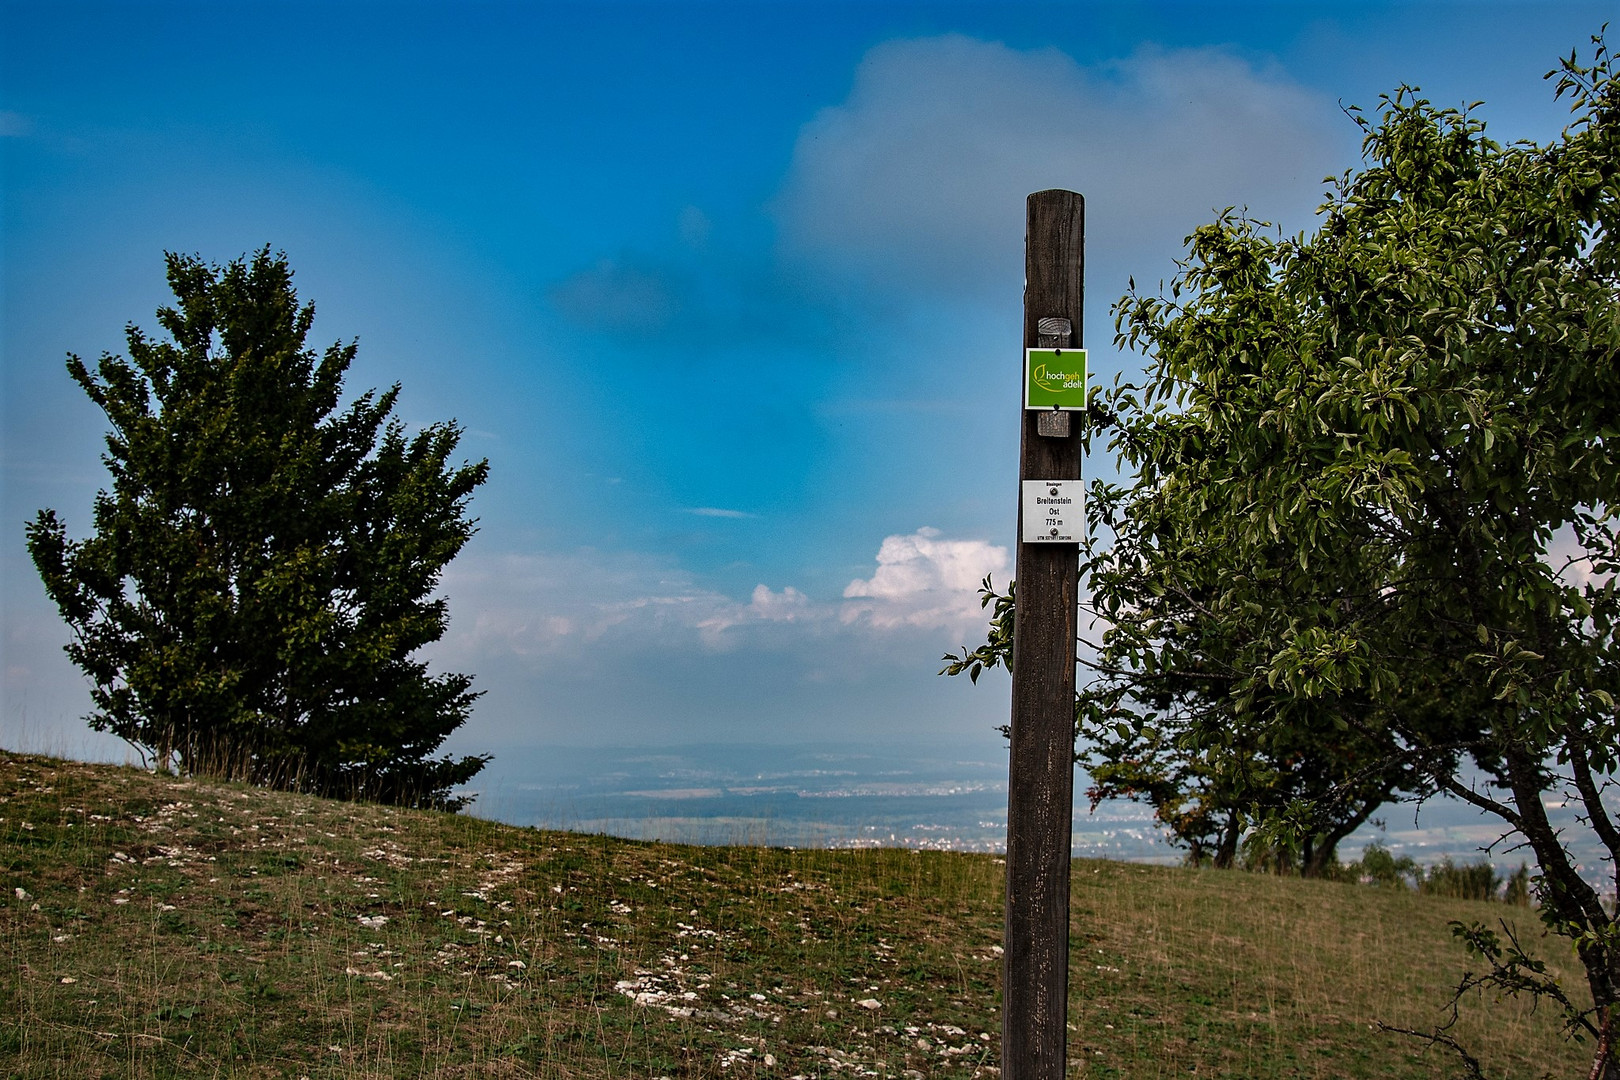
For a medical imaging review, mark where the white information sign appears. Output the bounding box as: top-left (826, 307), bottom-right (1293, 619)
top-left (1022, 480), bottom-right (1082, 543)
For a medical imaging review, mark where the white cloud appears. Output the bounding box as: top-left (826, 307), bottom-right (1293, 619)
top-left (696, 584), bottom-right (813, 646)
top-left (433, 549), bottom-right (736, 662)
top-left (842, 527), bottom-right (1009, 632)
top-left (772, 35), bottom-right (1345, 296)
top-left (749, 583), bottom-right (811, 621)
top-left (436, 527), bottom-right (1007, 667)
top-left (435, 548), bottom-right (830, 662)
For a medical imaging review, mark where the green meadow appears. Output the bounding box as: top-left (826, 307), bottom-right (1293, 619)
top-left (1, 750), bottom-right (1591, 1079)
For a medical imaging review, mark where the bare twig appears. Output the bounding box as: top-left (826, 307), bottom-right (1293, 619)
top-left (1375, 1021), bottom-right (1487, 1080)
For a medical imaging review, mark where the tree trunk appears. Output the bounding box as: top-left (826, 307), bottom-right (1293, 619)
top-left (1503, 746), bottom-right (1618, 1079)
top-left (1303, 796), bottom-right (1385, 878)
top-left (1213, 809), bottom-right (1242, 870)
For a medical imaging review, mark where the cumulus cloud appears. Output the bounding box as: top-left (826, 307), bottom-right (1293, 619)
top-left (772, 35), bottom-right (1345, 295)
top-left (695, 584), bottom-right (814, 646)
top-left (434, 548), bottom-right (830, 663)
top-left (361, 532), bottom-right (1019, 747)
top-left (842, 527), bottom-right (1010, 632)
top-left (433, 549), bottom-right (730, 663)
top-left (435, 527), bottom-right (1006, 669)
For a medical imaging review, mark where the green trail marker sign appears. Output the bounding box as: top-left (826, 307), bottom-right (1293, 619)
top-left (1024, 348), bottom-right (1087, 411)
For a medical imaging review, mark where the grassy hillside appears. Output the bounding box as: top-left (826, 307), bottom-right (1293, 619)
top-left (1, 750), bottom-right (1590, 1079)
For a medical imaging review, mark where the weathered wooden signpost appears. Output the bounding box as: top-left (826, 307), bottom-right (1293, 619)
top-left (1004, 189), bottom-right (1084, 1080)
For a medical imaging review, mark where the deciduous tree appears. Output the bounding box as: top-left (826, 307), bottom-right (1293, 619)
top-left (951, 34), bottom-right (1620, 1074)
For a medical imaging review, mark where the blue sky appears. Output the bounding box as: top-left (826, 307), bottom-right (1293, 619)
top-left (2, 1), bottom-right (1612, 768)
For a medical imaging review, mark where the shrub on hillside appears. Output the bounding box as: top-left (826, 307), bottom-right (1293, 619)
top-left (1420, 858), bottom-right (1500, 902)
top-left (1350, 844), bottom-right (1423, 891)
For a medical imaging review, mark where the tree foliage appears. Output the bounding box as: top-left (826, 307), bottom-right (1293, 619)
top-left (949, 33), bottom-right (1620, 1074)
top-left (28, 249), bottom-right (491, 810)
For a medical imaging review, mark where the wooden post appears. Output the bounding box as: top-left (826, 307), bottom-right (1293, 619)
top-left (1004, 189), bottom-right (1083, 1080)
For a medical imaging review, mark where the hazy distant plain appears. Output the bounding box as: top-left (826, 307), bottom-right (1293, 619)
top-left (461, 741), bottom-right (1616, 895)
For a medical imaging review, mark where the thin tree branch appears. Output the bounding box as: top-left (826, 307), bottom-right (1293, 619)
top-left (1565, 719), bottom-right (1620, 865)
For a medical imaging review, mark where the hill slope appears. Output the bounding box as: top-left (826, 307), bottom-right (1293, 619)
top-left (1, 751), bottom-right (1589, 1078)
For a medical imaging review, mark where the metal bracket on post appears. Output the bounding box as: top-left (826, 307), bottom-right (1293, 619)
top-left (1035, 318), bottom-right (1073, 438)
top-left (1036, 317), bottom-right (1072, 342)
